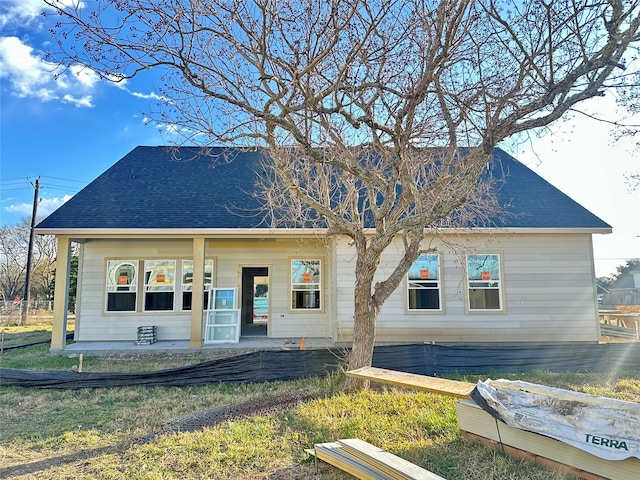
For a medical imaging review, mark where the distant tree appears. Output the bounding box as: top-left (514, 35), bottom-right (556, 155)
top-left (49, 254), bottom-right (79, 311)
top-left (596, 275), bottom-right (615, 288)
top-left (613, 259), bottom-right (640, 283)
top-left (45, 0), bottom-right (640, 381)
top-left (255, 284), bottom-right (268, 298)
top-left (0, 218), bottom-right (58, 305)
top-left (0, 222), bottom-right (28, 303)
top-left (31, 233), bottom-right (58, 301)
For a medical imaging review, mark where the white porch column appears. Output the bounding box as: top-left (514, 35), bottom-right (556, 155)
top-left (190, 237), bottom-right (205, 348)
top-left (51, 237), bottom-right (70, 351)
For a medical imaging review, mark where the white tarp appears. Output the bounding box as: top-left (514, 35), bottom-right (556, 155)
top-left (475, 379), bottom-right (640, 461)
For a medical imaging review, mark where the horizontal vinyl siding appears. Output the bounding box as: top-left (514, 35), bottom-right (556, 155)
top-left (77, 239), bottom-right (195, 341)
top-left (209, 239), bottom-right (332, 338)
top-left (76, 238), bottom-right (333, 342)
top-left (335, 233), bottom-right (600, 343)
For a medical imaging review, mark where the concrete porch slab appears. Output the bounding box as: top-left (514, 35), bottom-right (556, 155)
top-left (52, 337), bottom-right (340, 356)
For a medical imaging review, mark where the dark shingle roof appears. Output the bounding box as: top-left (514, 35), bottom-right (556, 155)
top-left (36, 146), bottom-right (610, 231)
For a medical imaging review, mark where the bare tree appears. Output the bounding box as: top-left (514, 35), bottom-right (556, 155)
top-left (31, 233), bottom-right (58, 302)
top-left (0, 223), bottom-right (28, 304)
top-left (44, 0), bottom-right (640, 377)
top-left (0, 219), bottom-right (58, 313)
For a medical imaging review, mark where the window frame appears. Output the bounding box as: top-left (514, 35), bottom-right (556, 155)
top-left (407, 253), bottom-right (442, 312)
top-left (465, 253), bottom-right (504, 312)
top-left (143, 259), bottom-right (177, 312)
top-left (290, 258), bottom-right (322, 311)
top-left (105, 260), bottom-right (138, 313)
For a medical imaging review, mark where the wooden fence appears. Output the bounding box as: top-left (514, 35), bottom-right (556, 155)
top-left (602, 288), bottom-right (640, 307)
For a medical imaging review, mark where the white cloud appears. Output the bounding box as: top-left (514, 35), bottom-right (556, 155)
top-left (131, 90), bottom-right (165, 101)
top-left (69, 64), bottom-right (100, 88)
top-left (4, 195), bottom-right (72, 217)
top-left (0, 36), bottom-right (96, 107)
top-left (0, 0), bottom-right (83, 30)
top-left (62, 94), bottom-right (94, 108)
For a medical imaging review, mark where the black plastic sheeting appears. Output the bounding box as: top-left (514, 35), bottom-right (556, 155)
top-left (1, 342), bottom-right (639, 389)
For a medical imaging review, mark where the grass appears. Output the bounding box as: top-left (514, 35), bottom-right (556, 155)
top-left (1, 323), bottom-right (639, 479)
top-left (0, 319), bottom-right (60, 348)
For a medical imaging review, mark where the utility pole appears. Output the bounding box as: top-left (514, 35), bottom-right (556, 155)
top-left (20, 177), bottom-right (40, 325)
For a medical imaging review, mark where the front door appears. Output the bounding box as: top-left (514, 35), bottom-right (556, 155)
top-left (241, 267), bottom-right (269, 336)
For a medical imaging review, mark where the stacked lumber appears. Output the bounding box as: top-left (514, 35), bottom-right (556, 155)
top-left (456, 400), bottom-right (640, 480)
top-left (346, 367), bottom-right (640, 480)
top-left (311, 438), bottom-right (445, 480)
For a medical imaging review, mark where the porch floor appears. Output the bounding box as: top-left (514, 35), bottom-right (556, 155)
top-left (54, 337), bottom-right (340, 356)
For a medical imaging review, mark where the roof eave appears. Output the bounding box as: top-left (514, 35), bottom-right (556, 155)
top-left (35, 226), bottom-right (612, 238)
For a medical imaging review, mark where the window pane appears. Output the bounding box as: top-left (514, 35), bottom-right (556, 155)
top-left (181, 260), bottom-right (213, 310)
top-left (408, 254), bottom-right (439, 280)
top-left (145, 292), bottom-right (174, 311)
top-left (107, 292), bottom-right (136, 312)
top-left (144, 260), bottom-right (176, 286)
top-left (293, 290), bottom-right (320, 309)
top-left (144, 260), bottom-right (175, 311)
top-left (469, 289), bottom-right (501, 310)
top-left (408, 288), bottom-right (440, 309)
top-left (291, 259), bottom-right (320, 284)
top-left (106, 261), bottom-right (137, 312)
top-left (291, 259), bottom-right (321, 310)
top-left (466, 254), bottom-right (500, 281)
top-left (407, 254), bottom-right (441, 310)
top-left (182, 291), bottom-right (192, 310)
top-left (106, 260), bottom-right (137, 291)
top-left (182, 260), bottom-right (194, 290)
top-left (466, 254), bottom-right (502, 311)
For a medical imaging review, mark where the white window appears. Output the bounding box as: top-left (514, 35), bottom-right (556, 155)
top-left (291, 259), bottom-right (321, 310)
top-left (466, 254), bottom-right (503, 311)
top-left (181, 259), bottom-right (214, 310)
top-left (143, 260), bottom-right (176, 311)
top-left (105, 260), bottom-right (138, 312)
top-left (407, 253), bottom-right (442, 311)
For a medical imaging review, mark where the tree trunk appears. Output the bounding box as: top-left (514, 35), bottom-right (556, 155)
top-left (344, 247), bottom-right (382, 390)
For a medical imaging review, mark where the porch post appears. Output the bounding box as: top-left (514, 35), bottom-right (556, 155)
top-left (190, 237), bottom-right (205, 347)
top-left (51, 237), bottom-right (70, 351)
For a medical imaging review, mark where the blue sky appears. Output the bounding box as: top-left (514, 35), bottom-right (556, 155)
top-left (1, 0), bottom-right (638, 277)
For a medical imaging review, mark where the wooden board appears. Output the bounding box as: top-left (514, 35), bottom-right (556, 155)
top-left (347, 367), bottom-right (475, 399)
top-left (311, 439), bottom-right (446, 480)
top-left (313, 442), bottom-right (388, 479)
top-left (456, 400), bottom-right (640, 480)
top-left (338, 439), bottom-right (446, 480)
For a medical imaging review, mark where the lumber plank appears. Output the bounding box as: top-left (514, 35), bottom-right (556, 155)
top-left (313, 442), bottom-right (388, 479)
top-left (456, 400), bottom-right (640, 480)
top-left (347, 367), bottom-right (474, 399)
top-left (338, 438), bottom-right (446, 480)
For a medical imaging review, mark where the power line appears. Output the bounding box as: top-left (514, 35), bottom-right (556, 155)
top-left (1, 176), bottom-right (88, 186)
top-left (40, 175), bottom-right (87, 183)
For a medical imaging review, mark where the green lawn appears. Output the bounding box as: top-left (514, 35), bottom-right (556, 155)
top-left (1, 324), bottom-right (639, 479)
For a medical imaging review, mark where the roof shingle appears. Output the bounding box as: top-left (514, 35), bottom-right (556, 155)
top-left (36, 146), bottom-right (610, 231)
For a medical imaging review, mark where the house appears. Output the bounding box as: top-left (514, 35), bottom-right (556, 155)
top-left (36, 146), bottom-right (611, 353)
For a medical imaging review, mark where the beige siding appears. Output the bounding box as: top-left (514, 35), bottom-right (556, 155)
top-left (334, 233), bottom-right (600, 343)
top-left (77, 239), bottom-right (194, 341)
top-left (209, 239), bottom-right (333, 338)
top-left (76, 232), bottom-right (600, 345)
top-left (76, 238), bottom-right (333, 342)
